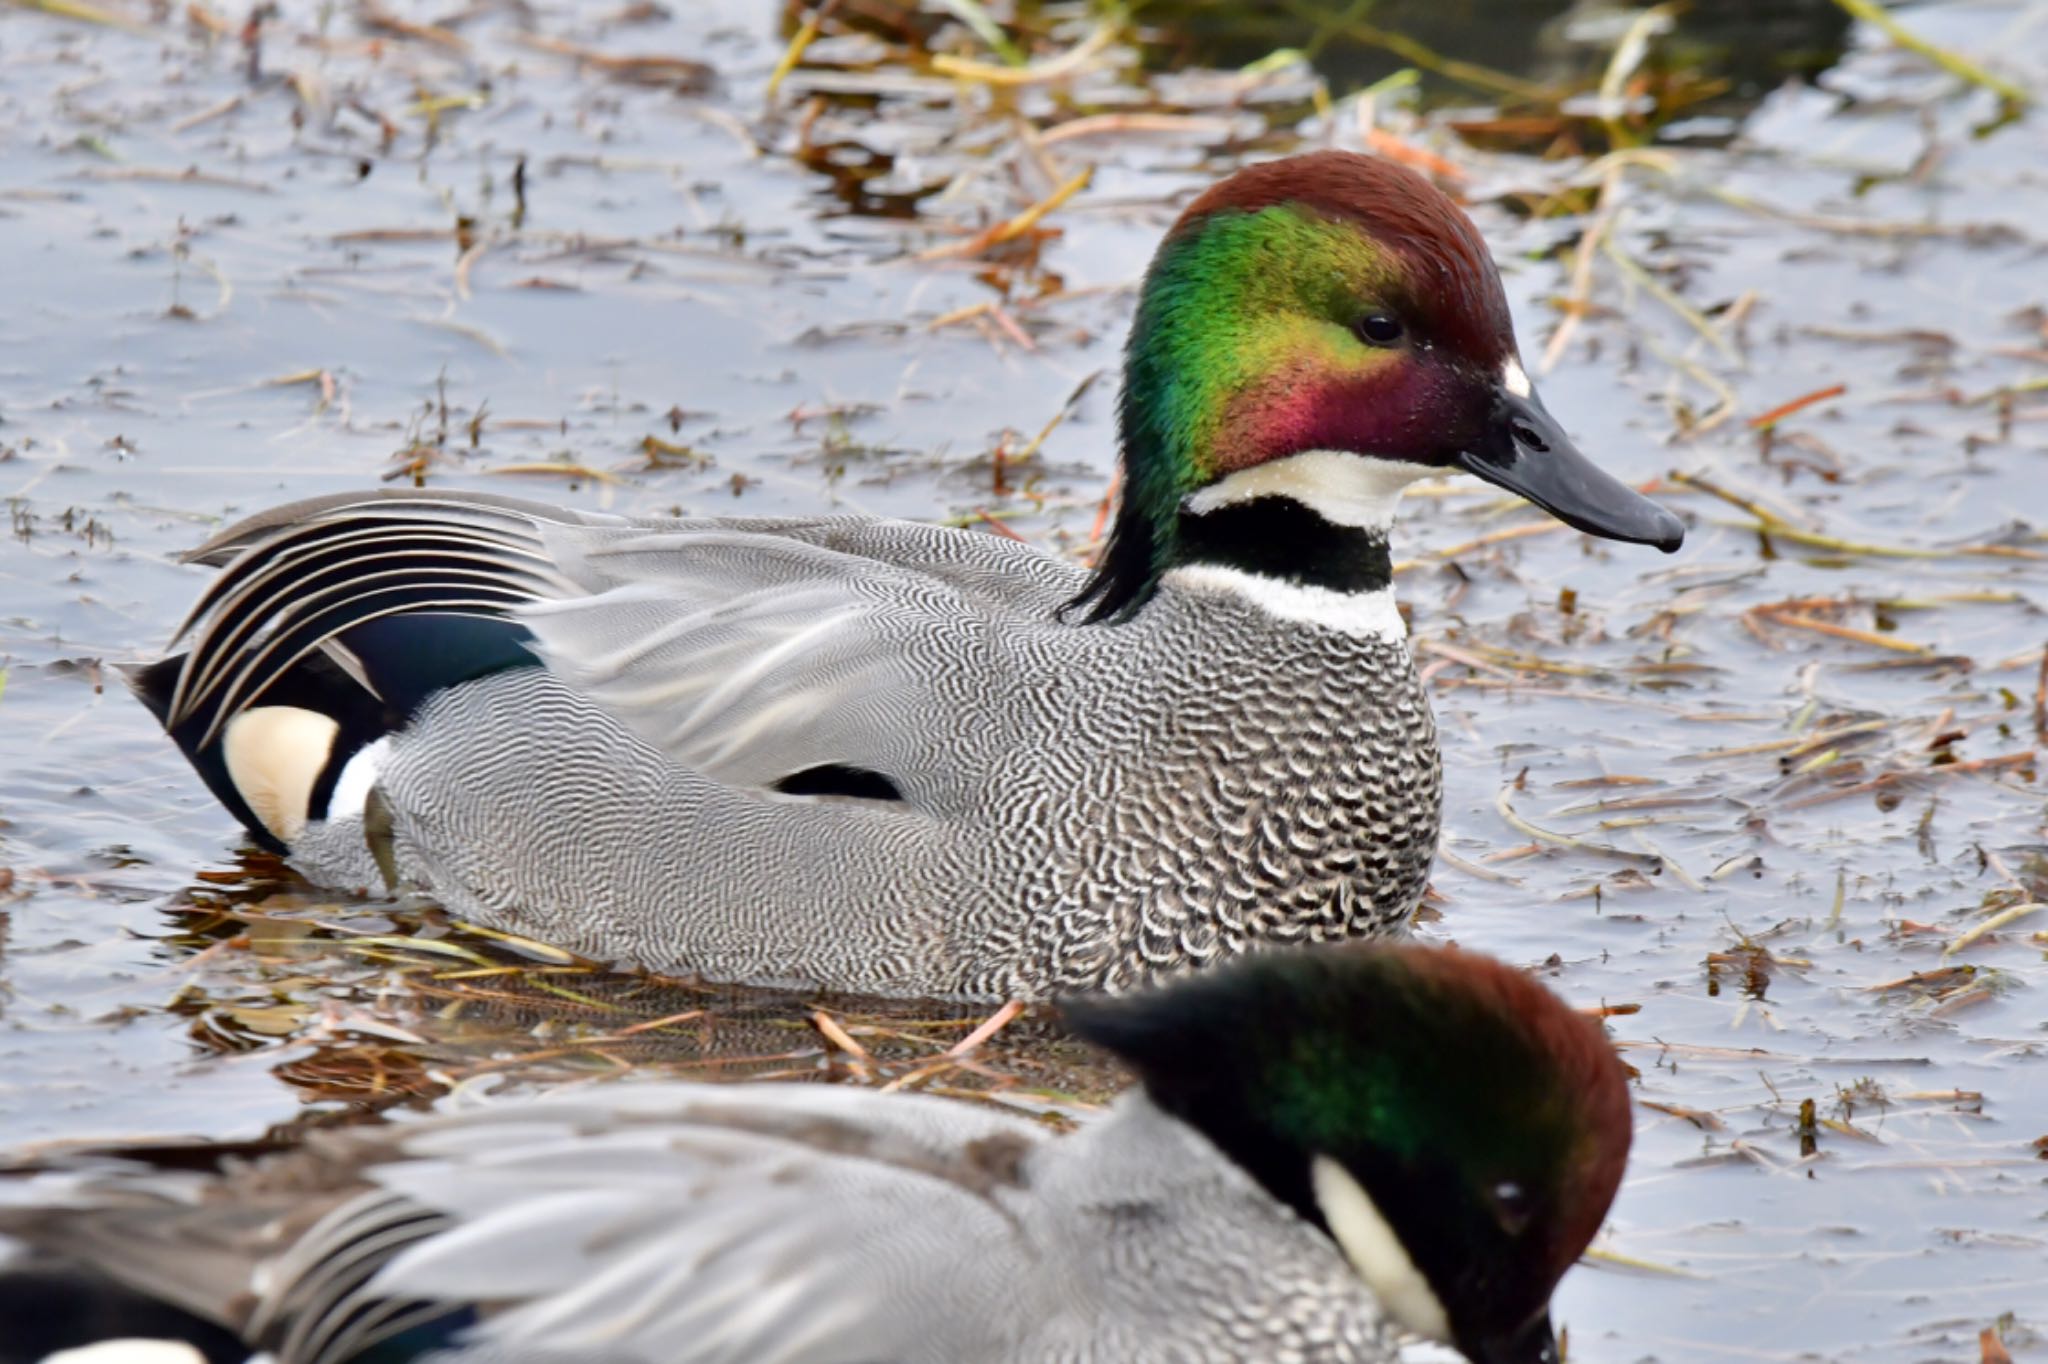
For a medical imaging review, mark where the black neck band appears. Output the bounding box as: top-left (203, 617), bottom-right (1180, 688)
top-left (1177, 496), bottom-right (1393, 594)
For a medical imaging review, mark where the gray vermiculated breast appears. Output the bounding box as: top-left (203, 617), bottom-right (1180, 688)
top-left (994, 587), bottom-right (1440, 997)
top-left (368, 575), bottom-right (1438, 999)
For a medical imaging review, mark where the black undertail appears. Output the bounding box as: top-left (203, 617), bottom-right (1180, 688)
top-left (0, 1252), bottom-right (480, 1364)
top-left (129, 613), bottom-right (540, 853)
top-left (0, 1258), bottom-right (248, 1364)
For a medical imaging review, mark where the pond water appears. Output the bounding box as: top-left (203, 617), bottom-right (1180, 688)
top-left (1, 1), bottom-right (2045, 1359)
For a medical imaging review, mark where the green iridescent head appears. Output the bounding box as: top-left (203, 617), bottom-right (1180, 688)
top-left (1064, 943), bottom-right (1634, 1364)
top-left (1069, 151), bottom-right (1683, 622)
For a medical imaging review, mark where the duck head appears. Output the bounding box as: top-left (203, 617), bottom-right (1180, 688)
top-left (1069, 150), bottom-right (1683, 623)
top-left (1062, 943), bottom-right (1633, 1364)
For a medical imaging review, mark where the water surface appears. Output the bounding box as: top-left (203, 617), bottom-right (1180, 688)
top-left (1, 1), bottom-right (2046, 1359)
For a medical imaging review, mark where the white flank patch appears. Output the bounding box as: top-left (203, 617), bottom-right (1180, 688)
top-left (1311, 1154), bottom-right (1451, 1344)
top-left (221, 706), bottom-right (340, 844)
top-left (39, 1342), bottom-right (212, 1364)
top-left (1182, 451), bottom-right (1424, 532)
top-left (1165, 565), bottom-right (1406, 640)
top-left (1502, 356), bottom-right (1533, 399)
top-left (327, 735), bottom-right (393, 823)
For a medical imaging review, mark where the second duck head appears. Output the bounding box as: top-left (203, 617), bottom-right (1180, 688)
top-left (1070, 150), bottom-right (1684, 623)
top-left (1065, 942), bottom-right (1634, 1364)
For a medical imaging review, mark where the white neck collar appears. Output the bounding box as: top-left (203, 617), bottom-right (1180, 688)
top-left (1163, 564), bottom-right (1406, 640)
top-left (1181, 451), bottom-right (1424, 532)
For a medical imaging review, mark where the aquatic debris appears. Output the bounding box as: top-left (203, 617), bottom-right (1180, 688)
top-left (812, 1008), bottom-right (875, 1079)
top-left (1747, 600), bottom-right (1933, 657)
top-left (1038, 112), bottom-right (1239, 146)
top-left (1943, 903), bottom-right (2044, 961)
top-left (453, 918), bottom-right (582, 965)
top-left (1359, 125), bottom-right (1465, 183)
top-left (1594, 3), bottom-right (1679, 149)
top-left (766, 0), bottom-right (841, 100)
top-left (15, 0), bottom-right (146, 33)
top-left (155, 883), bottom-right (1114, 1109)
top-left (1828, 0), bottom-right (2030, 107)
top-left (1641, 1099), bottom-right (1726, 1132)
top-left (1702, 183), bottom-right (2021, 244)
top-left (1314, 12), bottom-right (1551, 102)
top-left (926, 299), bottom-right (1037, 349)
top-left (930, 23), bottom-right (1116, 86)
top-left (1495, 788), bottom-right (1664, 871)
top-left (1538, 163), bottom-right (1622, 374)
top-left (1747, 383), bottom-right (1847, 431)
top-left (1580, 1246), bottom-right (1699, 1277)
top-left (933, 0), bottom-right (1026, 65)
top-left (487, 460), bottom-right (624, 484)
top-left (512, 33), bottom-right (714, 91)
top-left (639, 434), bottom-right (711, 469)
top-left (1673, 472), bottom-right (2047, 562)
top-left (947, 999), bottom-right (1025, 1056)
top-left (1605, 230), bottom-right (1739, 363)
top-left (359, 1), bottom-right (465, 52)
top-left (263, 368), bottom-right (336, 414)
top-left (918, 166), bottom-right (1093, 262)
top-left (75, 164), bottom-right (270, 193)
top-left (167, 91), bottom-right (243, 132)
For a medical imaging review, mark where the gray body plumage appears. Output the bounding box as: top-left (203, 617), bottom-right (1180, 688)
top-left (164, 492), bottom-right (1441, 999)
top-left (2, 1082), bottom-right (1399, 1364)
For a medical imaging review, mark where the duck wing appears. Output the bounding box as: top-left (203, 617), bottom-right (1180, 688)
top-left (0, 1132), bottom-right (446, 1364)
top-left (157, 491), bottom-right (1086, 814)
top-left (2, 1084), bottom-right (1057, 1364)
top-left (516, 513), bottom-right (1083, 803)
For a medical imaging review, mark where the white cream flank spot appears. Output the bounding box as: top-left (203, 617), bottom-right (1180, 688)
top-left (1182, 451), bottom-right (1425, 532)
top-left (1165, 564), bottom-right (1406, 640)
top-left (1502, 356), bottom-right (1532, 399)
top-left (1312, 1154), bottom-right (1452, 1344)
top-left (40, 1342), bottom-right (210, 1364)
top-left (328, 735), bottom-right (393, 824)
top-left (222, 706), bottom-right (340, 844)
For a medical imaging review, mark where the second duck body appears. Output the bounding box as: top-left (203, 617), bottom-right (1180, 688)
top-left (132, 152), bottom-right (1682, 997)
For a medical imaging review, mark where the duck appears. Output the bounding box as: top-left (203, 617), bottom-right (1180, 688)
top-left (127, 150), bottom-right (1683, 998)
top-left (0, 941), bottom-right (1635, 1364)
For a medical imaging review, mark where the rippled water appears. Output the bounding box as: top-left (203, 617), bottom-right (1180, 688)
top-left (2, 1), bottom-right (2046, 1359)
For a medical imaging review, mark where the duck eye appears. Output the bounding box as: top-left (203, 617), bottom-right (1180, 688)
top-left (1490, 1180), bottom-right (1533, 1232)
top-left (1355, 313), bottom-right (1404, 347)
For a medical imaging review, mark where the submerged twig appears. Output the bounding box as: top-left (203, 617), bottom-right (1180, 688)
top-left (918, 167), bottom-right (1093, 261)
top-left (932, 23), bottom-right (1116, 86)
top-left (1828, 0), bottom-right (2029, 105)
top-left (1495, 790), bottom-right (1665, 870)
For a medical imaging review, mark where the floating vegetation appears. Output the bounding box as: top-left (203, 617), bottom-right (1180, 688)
top-left (151, 863), bottom-right (1116, 1119)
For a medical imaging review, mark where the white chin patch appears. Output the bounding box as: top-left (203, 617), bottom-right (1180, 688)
top-left (1182, 451), bottom-right (1425, 532)
top-left (1311, 1154), bottom-right (1452, 1344)
top-left (39, 1342), bottom-right (213, 1364)
top-left (221, 706), bottom-right (341, 844)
